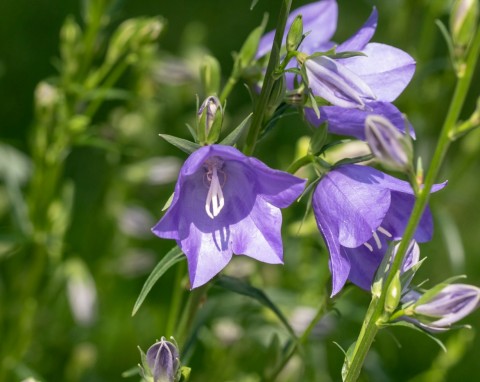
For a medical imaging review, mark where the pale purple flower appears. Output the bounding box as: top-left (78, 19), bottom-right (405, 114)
top-left (303, 6), bottom-right (416, 139)
top-left (401, 284), bottom-right (480, 332)
top-left (257, 0), bottom-right (415, 139)
top-left (152, 145), bottom-right (306, 288)
top-left (146, 337), bottom-right (179, 382)
top-left (312, 164), bottom-right (445, 296)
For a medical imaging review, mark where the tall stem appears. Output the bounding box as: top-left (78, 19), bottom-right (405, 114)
top-left (344, 26), bottom-right (480, 382)
top-left (243, 0), bottom-right (292, 156)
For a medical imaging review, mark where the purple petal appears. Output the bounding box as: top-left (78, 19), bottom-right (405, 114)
top-left (232, 197), bottom-right (284, 264)
top-left (381, 192), bottom-right (434, 242)
top-left (313, 166), bottom-right (391, 248)
top-left (337, 8), bottom-right (378, 52)
top-left (341, 43), bottom-right (416, 102)
top-left (305, 56), bottom-right (376, 108)
top-left (257, 0), bottom-right (338, 58)
top-left (246, 156), bottom-right (306, 208)
top-left (306, 101), bottom-right (414, 140)
top-left (343, 244), bottom-right (384, 291)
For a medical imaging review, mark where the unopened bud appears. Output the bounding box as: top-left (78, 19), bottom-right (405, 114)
top-left (384, 271), bottom-right (402, 314)
top-left (146, 337), bottom-right (180, 382)
top-left (197, 96), bottom-right (223, 144)
top-left (365, 115), bottom-right (413, 172)
top-left (200, 55), bottom-right (221, 96)
top-left (287, 15), bottom-right (303, 52)
top-left (450, 0), bottom-right (478, 49)
top-left (402, 284), bottom-right (480, 332)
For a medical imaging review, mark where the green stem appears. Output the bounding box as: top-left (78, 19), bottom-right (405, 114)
top-left (166, 261), bottom-right (186, 336)
top-left (219, 74), bottom-right (238, 104)
top-left (243, 0), bottom-right (292, 156)
top-left (287, 154), bottom-right (314, 174)
top-left (344, 26), bottom-right (480, 382)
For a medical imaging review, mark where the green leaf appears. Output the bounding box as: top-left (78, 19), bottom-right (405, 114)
top-left (215, 275), bottom-right (297, 339)
top-left (132, 246), bottom-right (185, 316)
top-left (250, 0), bottom-right (259, 10)
top-left (219, 113), bottom-right (252, 146)
top-left (340, 341), bottom-right (356, 382)
top-left (386, 321), bottom-right (447, 352)
top-left (159, 134), bottom-right (201, 154)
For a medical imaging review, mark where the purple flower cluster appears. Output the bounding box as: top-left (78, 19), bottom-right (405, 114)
top-left (150, 0), bottom-right (479, 331)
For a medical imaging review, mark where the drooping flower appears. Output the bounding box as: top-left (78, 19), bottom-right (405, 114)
top-left (152, 145), bottom-right (306, 288)
top-left (401, 284), bottom-right (480, 332)
top-left (257, 0), bottom-right (415, 139)
top-left (146, 337), bottom-right (179, 382)
top-left (312, 164), bottom-right (445, 296)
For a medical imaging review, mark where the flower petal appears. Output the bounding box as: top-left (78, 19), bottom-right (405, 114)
top-left (343, 244), bottom-right (383, 291)
top-left (313, 166), bottom-right (391, 248)
top-left (337, 8), bottom-right (378, 52)
top-left (341, 42), bottom-right (416, 102)
top-left (257, 0), bottom-right (338, 58)
top-left (232, 197), bottom-right (284, 264)
top-left (306, 101), bottom-right (414, 140)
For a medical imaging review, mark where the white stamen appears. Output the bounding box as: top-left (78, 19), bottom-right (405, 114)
top-left (363, 242), bottom-right (373, 252)
top-left (372, 231), bottom-right (382, 249)
top-left (377, 226), bottom-right (392, 238)
top-left (205, 166), bottom-right (225, 219)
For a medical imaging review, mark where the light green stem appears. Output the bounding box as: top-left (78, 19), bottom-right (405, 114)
top-left (344, 26), bottom-right (480, 382)
top-left (243, 0), bottom-right (292, 156)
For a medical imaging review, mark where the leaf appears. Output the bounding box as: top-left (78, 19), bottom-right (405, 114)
top-left (159, 134), bottom-right (201, 154)
top-left (219, 113), bottom-right (252, 146)
top-left (250, 0), bottom-right (259, 10)
top-left (132, 246), bottom-right (185, 316)
top-left (340, 341), bottom-right (356, 382)
top-left (386, 321), bottom-right (447, 352)
top-left (215, 275), bottom-right (297, 339)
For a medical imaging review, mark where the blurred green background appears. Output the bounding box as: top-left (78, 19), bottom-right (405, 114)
top-left (1, 0), bottom-right (479, 381)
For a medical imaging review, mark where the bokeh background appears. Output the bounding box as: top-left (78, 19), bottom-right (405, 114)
top-left (1, 0), bottom-right (479, 381)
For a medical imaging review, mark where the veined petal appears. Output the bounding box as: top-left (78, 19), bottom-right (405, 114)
top-left (305, 56), bottom-right (376, 108)
top-left (341, 42), bottom-right (416, 102)
top-left (232, 197), bottom-right (284, 264)
top-left (257, 0), bottom-right (338, 58)
top-left (313, 166), bottom-right (391, 248)
top-left (246, 156), bottom-right (306, 208)
top-left (337, 8), bottom-right (378, 52)
top-left (305, 101), bottom-right (414, 140)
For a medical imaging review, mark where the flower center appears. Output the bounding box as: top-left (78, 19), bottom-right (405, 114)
top-left (363, 226), bottom-right (393, 252)
top-left (204, 158), bottom-right (226, 219)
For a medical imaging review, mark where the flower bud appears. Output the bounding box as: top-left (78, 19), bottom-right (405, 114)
top-left (365, 115), bottom-right (413, 172)
top-left (197, 96), bottom-right (223, 144)
top-left (200, 55), bottom-right (221, 96)
top-left (287, 15), bottom-right (303, 52)
top-left (450, 0), bottom-right (478, 49)
top-left (146, 337), bottom-right (180, 382)
top-left (384, 271), bottom-right (402, 314)
top-left (402, 284), bottom-right (480, 332)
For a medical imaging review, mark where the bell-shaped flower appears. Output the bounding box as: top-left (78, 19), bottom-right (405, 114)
top-left (146, 337), bottom-right (179, 382)
top-left (256, 0), bottom-right (415, 139)
top-left (303, 6), bottom-right (416, 139)
top-left (152, 145), bottom-right (306, 288)
top-left (312, 164), bottom-right (445, 296)
top-left (401, 284), bottom-right (480, 332)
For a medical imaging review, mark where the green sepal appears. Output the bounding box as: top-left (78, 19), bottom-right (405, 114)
top-left (132, 246), bottom-right (185, 316)
top-left (159, 134), bottom-right (201, 154)
top-left (179, 366), bottom-right (191, 381)
top-left (309, 124), bottom-right (328, 155)
top-left (219, 113), bottom-right (253, 146)
top-left (215, 275), bottom-right (297, 339)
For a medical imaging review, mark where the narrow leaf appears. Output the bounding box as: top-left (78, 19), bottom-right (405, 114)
top-left (387, 321), bottom-right (447, 352)
top-left (132, 246), bottom-right (184, 316)
top-left (215, 275), bottom-right (297, 339)
top-left (159, 134), bottom-right (201, 154)
top-left (219, 113), bottom-right (252, 146)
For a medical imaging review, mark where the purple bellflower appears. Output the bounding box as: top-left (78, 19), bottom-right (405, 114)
top-left (401, 284), bottom-right (480, 332)
top-left (152, 145), bottom-right (306, 289)
top-left (257, 0), bottom-right (415, 140)
top-left (312, 164), bottom-right (445, 296)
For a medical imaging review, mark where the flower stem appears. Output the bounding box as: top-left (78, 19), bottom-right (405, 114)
top-left (243, 0), bottom-right (292, 156)
top-left (344, 26), bottom-right (480, 382)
